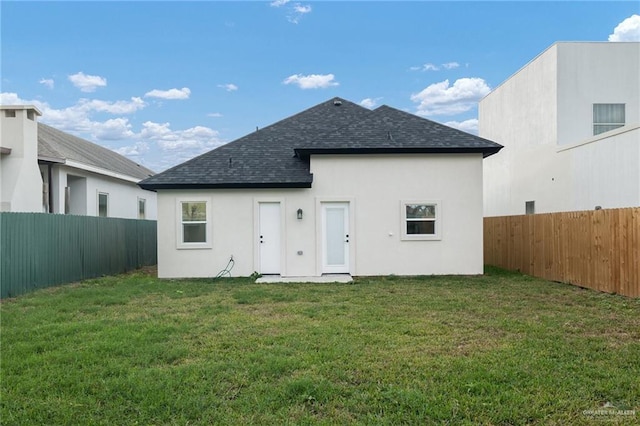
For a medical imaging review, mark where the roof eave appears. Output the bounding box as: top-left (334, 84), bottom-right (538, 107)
top-left (295, 146), bottom-right (504, 158)
top-left (37, 155), bottom-right (66, 164)
top-left (138, 181), bottom-right (313, 191)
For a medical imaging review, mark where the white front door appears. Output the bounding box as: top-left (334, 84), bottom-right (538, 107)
top-left (259, 202), bottom-right (281, 274)
top-left (322, 202), bottom-right (350, 274)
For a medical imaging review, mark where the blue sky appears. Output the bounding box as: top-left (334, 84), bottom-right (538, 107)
top-left (2, 1), bottom-right (639, 172)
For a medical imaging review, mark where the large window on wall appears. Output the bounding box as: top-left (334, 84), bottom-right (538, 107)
top-left (177, 198), bottom-right (212, 249)
top-left (401, 201), bottom-right (441, 241)
top-left (98, 192), bottom-right (108, 217)
top-left (593, 104), bottom-right (625, 135)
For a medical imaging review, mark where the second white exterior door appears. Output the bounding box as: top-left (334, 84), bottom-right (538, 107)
top-left (322, 202), bottom-right (350, 274)
top-left (259, 202), bottom-right (281, 274)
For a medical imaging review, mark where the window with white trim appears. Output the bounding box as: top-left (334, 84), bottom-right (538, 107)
top-left (177, 198), bottom-right (212, 249)
top-left (98, 192), bottom-right (108, 217)
top-left (401, 201), bottom-right (441, 240)
top-left (593, 104), bottom-right (624, 135)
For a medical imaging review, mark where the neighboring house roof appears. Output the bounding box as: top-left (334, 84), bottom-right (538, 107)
top-left (139, 97), bottom-right (503, 190)
top-left (38, 123), bottom-right (155, 181)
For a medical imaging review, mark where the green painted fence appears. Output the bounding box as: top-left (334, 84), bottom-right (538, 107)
top-left (0, 213), bottom-right (157, 299)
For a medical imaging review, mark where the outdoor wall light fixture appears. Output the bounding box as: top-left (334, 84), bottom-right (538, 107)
top-left (297, 208), bottom-right (303, 220)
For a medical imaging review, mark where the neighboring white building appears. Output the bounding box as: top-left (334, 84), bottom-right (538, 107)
top-left (1, 106), bottom-right (43, 213)
top-left (480, 42), bottom-right (640, 216)
top-left (139, 98), bottom-right (503, 279)
top-left (0, 105), bottom-right (157, 219)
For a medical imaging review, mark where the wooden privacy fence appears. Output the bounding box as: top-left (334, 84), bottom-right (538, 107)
top-left (484, 207), bottom-right (639, 297)
top-left (0, 213), bottom-right (157, 299)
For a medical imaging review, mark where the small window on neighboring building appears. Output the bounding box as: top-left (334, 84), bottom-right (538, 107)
top-left (98, 192), bottom-right (108, 217)
top-left (525, 201), bottom-right (535, 215)
top-left (27, 110), bottom-right (35, 121)
top-left (593, 104), bottom-right (625, 135)
top-left (181, 201), bottom-right (207, 243)
top-left (138, 198), bottom-right (146, 219)
top-left (4, 110), bottom-right (16, 118)
top-left (401, 201), bottom-right (441, 241)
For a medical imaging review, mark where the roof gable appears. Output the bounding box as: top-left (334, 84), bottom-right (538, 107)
top-left (37, 123), bottom-right (155, 180)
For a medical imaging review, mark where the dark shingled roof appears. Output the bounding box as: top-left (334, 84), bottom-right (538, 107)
top-left (295, 105), bottom-right (503, 158)
top-left (139, 97), bottom-right (502, 190)
top-left (38, 123), bottom-right (155, 180)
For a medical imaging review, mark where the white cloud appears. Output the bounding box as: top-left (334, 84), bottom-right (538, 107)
top-left (411, 62), bottom-right (460, 72)
top-left (140, 121), bottom-right (220, 148)
top-left (68, 72), bottom-right (107, 92)
top-left (208, 112), bottom-right (223, 118)
top-left (293, 4), bottom-right (311, 14)
top-left (144, 87), bottom-right (191, 100)
top-left (444, 118), bottom-right (479, 134)
top-left (283, 73), bottom-right (338, 89)
top-left (91, 118), bottom-right (136, 140)
top-left (139, 121), bottom-right (223, 169)
top-left (218, 83), bottom-right (238, 92)
top-left (115, 141), bottom-right (150, 157)
top-left (78, 97), bottom-right (146, 114)
top-left (359, 97), bottom-right (382, 109)
top-left (608, 14), bottom-right (640, 41)
top-left (410, 78), bottom-right (491, 116)
top-left (271, 0), bottom-right (311, 24)
top-left (39, 78), bottom-right (54, 89)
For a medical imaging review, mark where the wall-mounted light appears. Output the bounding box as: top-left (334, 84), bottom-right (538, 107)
top-left (297, 208), bottom-right (303, 220)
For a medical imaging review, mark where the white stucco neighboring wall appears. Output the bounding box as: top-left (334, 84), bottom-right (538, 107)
top-left (556, 42), bottom-right (640, 146)
top-left (480, 42), bottom-right (640, 216)
top-left (46, 164), bottom-right (157, 219)
top-left (0, 106), bottom-right (43, 212)
top-left (559, 126), bottom-right (640, 211)
top-left (156, 154), bottom-right (484, 278)
top-left (480, 44), bottom-right (559, 216)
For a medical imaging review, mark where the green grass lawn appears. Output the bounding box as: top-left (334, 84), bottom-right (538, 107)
top-left (1, 267), bottom-right (639, 425)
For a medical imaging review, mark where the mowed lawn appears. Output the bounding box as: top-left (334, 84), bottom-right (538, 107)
top-left (1, 268), bottom-right (639, 425)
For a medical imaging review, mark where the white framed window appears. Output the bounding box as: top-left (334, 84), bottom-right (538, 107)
top-left (98, 192), bottom-right (108, 217)
top-left (176, 197), bottom-right (212, 249)
top-left (401, 200), bottom-right (441, 241)
top-left (138, 198), bottom-right (146, 219)
top-left (593, 104), bottom-right (625, 135)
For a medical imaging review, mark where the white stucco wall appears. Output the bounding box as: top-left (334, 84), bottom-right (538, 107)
top-left (480, 44), bottom-right (559, 216)
top-left (156, 154), bottom-right (485, 278)
top-left (0, 107), bottom-right (43, 212)
top-left (480, 42), bottom-right (640, 216)
top-left (48, 164), bottom-right (157, 219)
top-left (559, 127), bottom-right (640, 211)
top-left (556, 42), bottom-right (640, 146)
